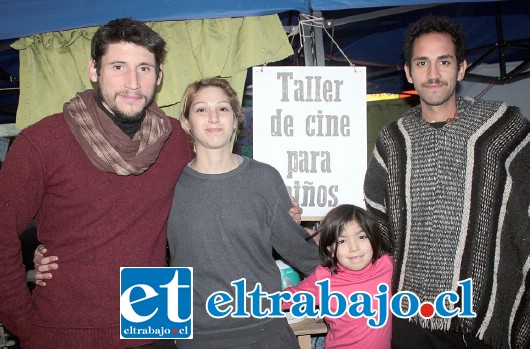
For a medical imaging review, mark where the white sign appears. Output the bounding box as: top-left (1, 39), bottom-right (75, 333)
top-left (252, 66), bottom-right (367, 220)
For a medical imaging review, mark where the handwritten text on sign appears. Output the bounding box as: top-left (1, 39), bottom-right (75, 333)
top-left (253, 67), bottom-right (367, 219)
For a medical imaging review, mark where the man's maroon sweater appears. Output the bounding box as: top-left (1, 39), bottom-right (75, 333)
top-left (0, 112), bottom-right (192, 348)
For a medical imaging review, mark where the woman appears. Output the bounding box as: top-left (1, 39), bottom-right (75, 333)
top-left (167, 77), bottom-right (320, 349)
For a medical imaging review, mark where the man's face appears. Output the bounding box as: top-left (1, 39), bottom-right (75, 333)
top-left (404, 32), bottom-right (466, 109)
top-left (89, 42), bottom-right (162, 123)
top-left (182, 86), bottom-right (237, 153)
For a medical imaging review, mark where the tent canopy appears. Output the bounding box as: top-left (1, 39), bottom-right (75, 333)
top-left (1, 0), bottom-right (529, 122)
top-left (1, 0), bottom-right (497, 40)
top-left (304, 0), bottom-right (530, 92)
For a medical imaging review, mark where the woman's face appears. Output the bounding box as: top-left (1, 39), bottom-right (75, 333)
top-left (185, 86), bottom-right (236, 152)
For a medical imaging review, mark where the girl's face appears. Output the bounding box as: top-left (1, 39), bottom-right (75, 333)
top-left (185, 86), bottom-right (236, 152)
top-left (332, 220), bottom-right (374, 271)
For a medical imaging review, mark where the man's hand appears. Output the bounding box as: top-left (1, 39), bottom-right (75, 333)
top-left (33, 244), bottom-right (58, 286)
top-left (288, 196), bottom-right (303, 224)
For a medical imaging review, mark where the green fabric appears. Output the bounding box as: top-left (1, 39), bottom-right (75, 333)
top-left (12, 15), bottom-right (293, 129)
top-left (366, 96), bottom-right (419, 160)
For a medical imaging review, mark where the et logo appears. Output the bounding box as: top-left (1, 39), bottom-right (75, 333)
top-left (120, 267), bottom-right (193, 339)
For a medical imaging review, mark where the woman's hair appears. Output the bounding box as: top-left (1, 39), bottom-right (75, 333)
top-left (315, 204), bottom-right (385, 274)
top-left (403, 16), bottom-right (466, 69)
top-left (91, 18), bottom-right (166, 77)
top-left (179, 77), bottom-right (245, 138)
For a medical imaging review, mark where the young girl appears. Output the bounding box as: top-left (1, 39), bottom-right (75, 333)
top-left (283, 204), bottom-right (393, 349)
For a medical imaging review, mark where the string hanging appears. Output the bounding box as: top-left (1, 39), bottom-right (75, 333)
top-left (259, 14), bottom-right (356, 69)
top-left (297, 14), bottom-right (356, 68)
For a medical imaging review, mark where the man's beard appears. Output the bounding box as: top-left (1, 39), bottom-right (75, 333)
top-left (419, 78), bottom-right (454, 107)
top-left (99, 87), bottom-right (156, 124)
top-left (113, 104), bottom-right (148, 124)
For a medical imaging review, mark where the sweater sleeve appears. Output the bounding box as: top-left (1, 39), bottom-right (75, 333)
top-left (266, 168), bottom-right (321, 276)
top-left (364, 131), bottom-right (393, 253)
top-left (282, 269), bottom-right (321, 310)
top-left (0, 132), bottom-right (46, 342)
top-left (503, 127), bottom-right (530, 348)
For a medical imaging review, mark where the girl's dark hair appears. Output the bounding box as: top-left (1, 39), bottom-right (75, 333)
top-left (91, 18), bottom-right (166, 76)
top-left (403, 16), bottom-right (466, 68)
top-left (315, 204), bottom-right (384, 274)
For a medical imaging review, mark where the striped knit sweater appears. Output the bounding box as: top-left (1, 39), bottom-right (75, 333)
top-left (364, 95), bottom-right (529, 349)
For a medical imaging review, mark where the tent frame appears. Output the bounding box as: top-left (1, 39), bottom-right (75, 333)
top-left (301, 3), bottom-right (530, 85)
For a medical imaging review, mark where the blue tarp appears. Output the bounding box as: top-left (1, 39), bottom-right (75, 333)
top-left (0, 0), bottom-right (310, 40)
top-left (0, 0), bottom-right (528, 122)
top-left (315, 0), bottom-right (530, 91)
top-left (0, 0), bottom-right (502, 40)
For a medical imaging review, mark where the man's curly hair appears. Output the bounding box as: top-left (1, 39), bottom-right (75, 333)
top-left (403, 16), bottom-right (466, 68)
